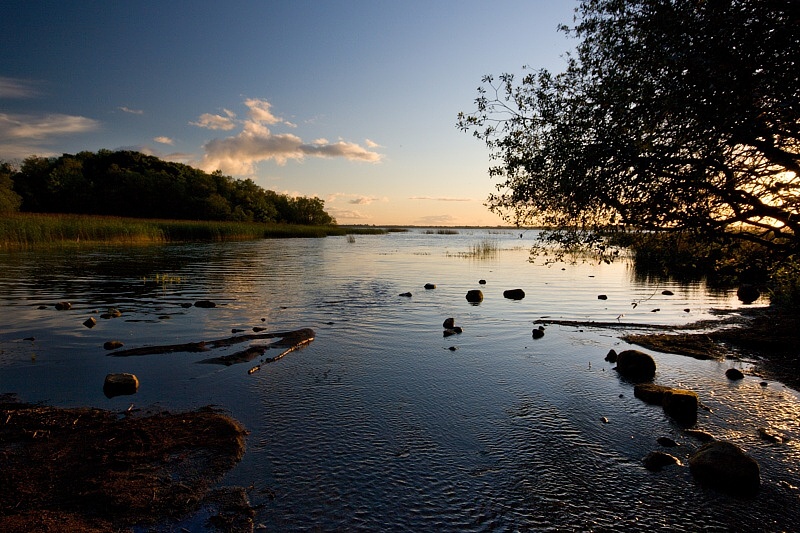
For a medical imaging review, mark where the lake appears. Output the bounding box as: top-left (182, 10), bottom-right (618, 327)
top-left (1, 229), bottom-right (798, 531)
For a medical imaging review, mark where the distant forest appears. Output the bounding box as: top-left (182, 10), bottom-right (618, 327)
top-left (0, 150), bottom-right (335, 225)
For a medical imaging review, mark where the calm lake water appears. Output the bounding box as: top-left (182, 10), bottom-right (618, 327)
top-left (1, 229), bottom-right (799, 531)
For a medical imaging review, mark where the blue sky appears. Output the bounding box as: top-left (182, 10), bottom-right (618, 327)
top-left (1, 1), bottom-right (577, 225)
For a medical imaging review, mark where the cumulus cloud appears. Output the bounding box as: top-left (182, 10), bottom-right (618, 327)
top-left (153, 136), bottom-right (174, 145)
top-left (190, 110), bottom-right (237, 131)
top-left (328, 208), bottom-right (370, 220)
top-left (195, 98), bottom-right (383, 174)
top-left (118, 106), bottom-right (143, 115)
top-left (365, 139), bottom-right (382, 148)
top-left (0, 77), bottom-right (39, 99)
top-left (409, 196), bottom-right (473, 202)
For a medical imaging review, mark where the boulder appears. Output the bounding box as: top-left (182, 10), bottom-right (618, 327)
top-left (689, 441), bottom-right (760, 496)
top-left (443, 317), bottom-right (455, 329)
top-left (424, 283), bottom-right (436, 290)
top-left (478, 279), bottom-right (487, 285)
top-left (194, 300), bottom-right (217, 308)
top-left (657, 437), bottom-right (679, 447)
top-left (633, 383), bottom-right (673, 405)
top-left (55, 302), bottom-right (72, 311)
top-left (605, 349), bottom-right (618, 363)
top-left (399, 292), bottom-right (412, 297)
top-left (736, 284), bottom-right (760, 304)
top-left (465, 290), bottom-right (483, 303)
top-left (725, 368), bottom-right (745, 380)
top-left (443, 329), bottom-right (456, 337)
top-left (661, 290), bottom-right (674, 296)
top-left (598, 294), bottom-right (608, 300)
top-left (83, 317), bottom-right (97, 329)
top-left (103, 373), bottom-right (139, 398)
top-left (662, 388), bottom-right (699, 426)
top-left (615, 349), bottom-right (656, 381)
top-left (643, 451), bottom-right (681, 471)
top-left (531, 326), bottom-right (545, 339)
top-left (103, 340), bottom-right (124, 350)
top-left (503, 288), bottom-right (525, 300)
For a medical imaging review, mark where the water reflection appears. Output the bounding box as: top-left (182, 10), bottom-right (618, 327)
top-left (0, 231), bottom-right (797, 531)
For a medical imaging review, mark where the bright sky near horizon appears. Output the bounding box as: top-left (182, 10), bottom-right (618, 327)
top-left (1, 1), bottom-right (577, 226)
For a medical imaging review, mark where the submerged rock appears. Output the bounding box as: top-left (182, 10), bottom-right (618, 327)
top-left (657, 437), bottom-right (679, 447)
top-left (479, 279), bottom-right (487, 285)
top-left (194, 300), bottom-right (217, 308)
top-left (399, 292), bottom-right (412, 297)
top-left (643, 451), bottom-right (681, 471)
top-left (103, 340), bottom-right (124, 350)
top-left (685, 429), bottom-right (715, 442)
top-left (466, 290), bottom-right (483, 303)
top-left (531, 326), bottom-right (545, 339)
top-left (503, 288), bottom-right (525, 300)
top-left (424, 283), bottom-right (436, 290)
top-left (689, 441), bottom-right (760, 496)
top-left (55, 302), bottom-right (72, 311)
top-left (634, 383), bottom-right (673, 405)
top-left (615, 349), bottom-right (657, 381)
top-left (103, 373), bottom-right (139, 398)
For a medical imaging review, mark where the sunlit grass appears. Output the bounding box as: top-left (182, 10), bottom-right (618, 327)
top-left (447, 238), bottom-right (499, 260)
top-left (0, 213), bottom-right (386, 249)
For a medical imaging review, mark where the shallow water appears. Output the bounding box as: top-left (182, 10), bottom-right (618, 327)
top-left (1, 230), bottom-right (798, 531)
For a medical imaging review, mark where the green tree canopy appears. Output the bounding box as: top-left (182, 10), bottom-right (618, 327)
top-left (458, 0), bottom-right (799, 259)
top-left (0, 161), bottom-right (22, 213)
top-left (8, 150), bottom-right (336, 225)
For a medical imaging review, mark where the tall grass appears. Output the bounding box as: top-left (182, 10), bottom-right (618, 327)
top-left (0, 213), bottom-right (385, 249)
top-left (447, 238), bottom-right (499, 260)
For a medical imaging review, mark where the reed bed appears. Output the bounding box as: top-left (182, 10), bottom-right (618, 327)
top-left (0, 213), bottom-right (384, 249)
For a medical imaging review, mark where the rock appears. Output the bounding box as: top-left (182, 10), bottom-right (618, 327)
top-left (180, 302), bottom-right (193, 308)
top-left (253, 327), bottom-right (267, 332)
top-left (37, 305), bottom-right (48, 310)
top-left (478, 279), bottom-right (487, 285)
top-left (651, 308), bottom-right (661, 312)
top-left (662, 388), bottom-right (699, 426)
top-left (598, 294), bottom-right (608, 300)
top-left (600, 416), bottom-right (609, 424)
top-left (634, 383), bottom-right (673, 405)
top-left (503, 288), bottom-right (525, 300)
top-left (55, 302), bottom-right (72, 311)
top-left (685, 429), bottom-right (715, 442)
top-left (725, 368), bottom-right (745, 380)
top-left (657, 437), bottom-right (679, 447)
top-left (443, 317), bottom-right (455, 329)
top-left (398, 292), bottom-right (412, 297)
top-left (465, 290), bottom-right (483, 303)
top-left (83, 317), bottom-right (97, 329)
top-left (757, 427), bottom-right (786, 444)
top-left (531, 326), bottom-right (544, 339)
top-left (661, 290), bottom-right (674, 296)
top-left (231, 328), bottom-right (245, 333)
top-left (605, 349), bottom-right (618, 363)
top-left (424, 283), bottom-right (436, 290)
top-left (736, 284), bottom-right (760, 304)
top-left (103, 340), bottom-right (124, 350)
top-left (452, 326), bottom-right (463, 334)
top-left (643, 451), bottom-right (681, 471)
top-left (103, 373), bottom-right (139, 398)
top-left (100, 308), bottom-right (122, 319)
top-left (448, 346), bottom-right (457, 351)
top-left (443, 329), bottom-right (457, 337)
top-left (689, 441), bottom-right (760, 496)
top-left (194, 300), bottom-right (217, 308)
top-left (615, 349), bottom-right (657, 381)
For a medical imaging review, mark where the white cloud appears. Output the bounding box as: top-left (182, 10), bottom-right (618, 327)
top-left (0, 112), bottom-right (99, 140)
top-left (118, 106), bottom-right (144, 115)
top-left (409, 196), bottom-right (473, 202)
top-left (190, 111), bottom-right (237, 131)
top-left (197, 98), bottom-right (383, 174)
top-left (365, 139), bottom-right (382, 148)
top-left (153, 136), bottom-right (174, 145)
top-left (328, 208), bottom-right (370, 220)
top-left (0, 77), bottom-right (39, 99)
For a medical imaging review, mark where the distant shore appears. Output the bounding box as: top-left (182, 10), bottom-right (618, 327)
top-left (0, 213), bottom-right (386, 249)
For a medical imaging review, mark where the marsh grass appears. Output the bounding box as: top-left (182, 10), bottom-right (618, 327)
top-left (424, 229), bottom-right (460, 235)
top-left (448, 238), bottom-right (499, 260)
top-left (0, 213), bottom-right (385, 249)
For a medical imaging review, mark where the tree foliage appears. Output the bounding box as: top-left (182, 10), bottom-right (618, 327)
top-left (8, 150), bottom-right (335, 225)
top-left (458, 0), bottom-right (799, 260)
top-left (0, 161), bottom-right (23, 213)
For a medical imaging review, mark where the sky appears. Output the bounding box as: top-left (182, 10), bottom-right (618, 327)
top-left (1, 1), bottom-right (578, 226)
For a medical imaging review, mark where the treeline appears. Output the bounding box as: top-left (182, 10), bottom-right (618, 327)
top-left (0, 150), bottom-right (335, 225)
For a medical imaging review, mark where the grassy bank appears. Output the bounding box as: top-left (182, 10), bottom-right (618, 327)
top-left (0, 213), bottom-right (385, 249)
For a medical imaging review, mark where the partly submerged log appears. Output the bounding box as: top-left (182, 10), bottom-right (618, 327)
top-left (108, 328), bottom-right (315, 360)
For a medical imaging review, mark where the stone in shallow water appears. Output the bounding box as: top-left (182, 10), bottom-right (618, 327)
top-left (103, 373), bottom-right (139, 398)
top-left (689, 441), bottom-right (760, 496)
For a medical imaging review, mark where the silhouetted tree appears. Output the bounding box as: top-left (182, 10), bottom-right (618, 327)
top-left (459, 0), bottom-right (799, 260)
top-left (0, 161), bottom-right (22, 213)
